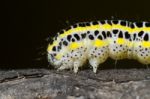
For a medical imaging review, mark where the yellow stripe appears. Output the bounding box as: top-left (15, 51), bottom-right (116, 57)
top-left (47, 41), bottom-right (58, 51)
top-left (112, 24), bottom-right (132, 33)
top-left (101, 24), bottom-right (112, 30)
top-left (69, 42), bottom-right (83, 50)
top-left (59, 23), bottom-right (134, 39)
top-left (94, 39), bottom-right (108, 47)
top-left (112, 25), bottom-right (150, 33)
top-left (55, 42), bottom-right (84, 59)
top-left (131, 27), bottom-right (150, 33)
top-left (59, 24), bottom-right (113, 38)
top-left (49, 24), bottom-right (109, 50)
top-left (59, 25), bottom-right (101, 38)
top-left (47, 44), bottom-right (52, 51)
top-left (55, 53), bottom-right (63, 60)
top-left (116, 38), bottom-right (125, 45)
top-left (142, 41), bottom-right (150, 47)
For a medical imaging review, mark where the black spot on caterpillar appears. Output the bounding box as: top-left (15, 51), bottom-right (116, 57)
top-left (47, 20), bottom-right (150, 73)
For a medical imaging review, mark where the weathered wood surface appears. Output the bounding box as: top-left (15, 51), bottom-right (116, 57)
top-left (0, 69), bottom-right (150, 99)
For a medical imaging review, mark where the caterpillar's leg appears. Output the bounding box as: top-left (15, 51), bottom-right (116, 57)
top-left (73, 60), bottom-right (81, 73)
top-left (57, 59), bottom-right (73, 71)
top-left (72, 48), bottom-right (87, 73)
top-left (89, 58), bottom-right (99, 73)
top-left (57, 64), bottom-right (73, 71)
top-left (57, 64), bottom-right (69, 71)
top-left (57, 65), bottom-right (66, 71)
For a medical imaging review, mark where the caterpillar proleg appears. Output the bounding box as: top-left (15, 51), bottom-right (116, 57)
top-left (47, 20), bottom-right (150, 73)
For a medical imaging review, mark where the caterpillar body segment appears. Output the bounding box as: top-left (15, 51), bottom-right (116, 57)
top-left (86, 21), bottom-right (110, 73)
top-left (131, 22), bottom-right (150, 64)
top-left (47, 20), bottom-right (150, 73)
top-left (109, 20), bottom-right (131, 60)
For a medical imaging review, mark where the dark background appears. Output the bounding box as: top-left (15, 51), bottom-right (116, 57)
top-left (1, 0), bottom-right (150, 69)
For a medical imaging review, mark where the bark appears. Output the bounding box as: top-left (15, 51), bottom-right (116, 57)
top-left (0, 69), bottom-right (150, 99)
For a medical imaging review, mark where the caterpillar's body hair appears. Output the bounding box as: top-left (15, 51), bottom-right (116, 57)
top-left (47, 20), bottom-right (150, 73)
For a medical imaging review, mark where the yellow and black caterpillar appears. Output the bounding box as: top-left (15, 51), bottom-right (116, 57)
top-left (47, 20), bottom-right (150, 73)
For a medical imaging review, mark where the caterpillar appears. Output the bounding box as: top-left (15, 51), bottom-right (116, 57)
top-left (47, 20), bottom-right (150, 73)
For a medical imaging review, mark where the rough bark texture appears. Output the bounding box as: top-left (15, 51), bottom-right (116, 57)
top-left (0, 69), bottom-right (150, 99)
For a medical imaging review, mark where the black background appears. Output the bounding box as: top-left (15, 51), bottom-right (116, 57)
top-left (1, 0), bottom-right (150, 69)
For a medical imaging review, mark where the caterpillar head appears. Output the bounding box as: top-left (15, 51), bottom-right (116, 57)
top-left (47, 44), bottom-right (61, 68)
